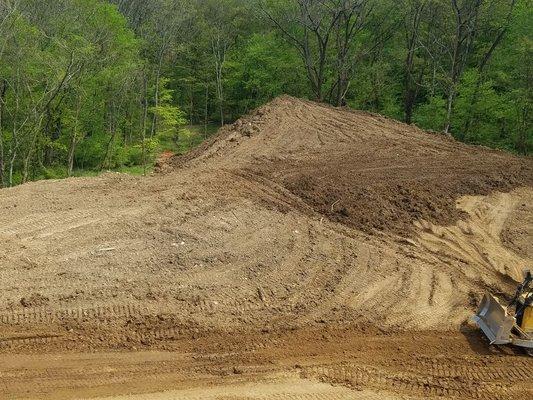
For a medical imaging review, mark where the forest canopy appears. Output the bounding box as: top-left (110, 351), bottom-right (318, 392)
top-left (0, 0), bottom-right (531, 187)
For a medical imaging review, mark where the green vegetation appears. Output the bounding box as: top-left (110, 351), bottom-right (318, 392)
top-left (0, 0), bottom-right (531, 187)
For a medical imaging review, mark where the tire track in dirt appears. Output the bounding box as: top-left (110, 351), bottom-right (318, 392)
top-left (415, 189), bottom-right (529, 284)
top-left (81, 380), bottom-right (395, 400)
top-left (0, 334), bottom-right (63, 349)
top-left (0, 210), bottom-right (102, 237)
top-left (0, 304), bottom-right (146, 325)
top-left (0, 304), bottom-right (151, 349)
top-left (305, 361), bottom-right (532, 400)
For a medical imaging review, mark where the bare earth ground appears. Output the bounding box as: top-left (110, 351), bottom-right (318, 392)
top-left (1, 97), bottom-right (532, 399)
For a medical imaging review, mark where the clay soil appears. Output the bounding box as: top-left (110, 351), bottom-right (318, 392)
top-left (1, 96), bottom-right (532, 399)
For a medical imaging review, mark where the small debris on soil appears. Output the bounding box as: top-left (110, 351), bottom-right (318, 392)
top-left (20, 293), bottom-right (49, 308)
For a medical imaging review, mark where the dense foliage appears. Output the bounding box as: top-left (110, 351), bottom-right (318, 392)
top-left (0, 0), bottom-right (531, 187)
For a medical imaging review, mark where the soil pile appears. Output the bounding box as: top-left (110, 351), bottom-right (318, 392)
top-left (2, 97), bottom-right (532, 399)
top-left (0, 96), bottom-right (532, 368)
top-left (173, 96), bottom-right (533, 235)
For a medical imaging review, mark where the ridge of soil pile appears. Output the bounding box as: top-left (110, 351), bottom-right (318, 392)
top-left (171, 96), bottom-right (533, 235)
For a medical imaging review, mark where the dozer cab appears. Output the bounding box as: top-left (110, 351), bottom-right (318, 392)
top-left (472, 269), bottom-right (532, 350)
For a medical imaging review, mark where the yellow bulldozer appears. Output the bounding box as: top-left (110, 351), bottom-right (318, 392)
top-left (472, 270), bottom-right (532, 350)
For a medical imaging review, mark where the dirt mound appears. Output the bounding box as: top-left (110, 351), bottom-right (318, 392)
top-left (1, 96), bottom-right (532, 395)
top-left (172, 96), bottom-right (533, 235)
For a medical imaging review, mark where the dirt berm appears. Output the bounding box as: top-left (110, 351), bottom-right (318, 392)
top-left (171, 96), bottom-right (532, 235)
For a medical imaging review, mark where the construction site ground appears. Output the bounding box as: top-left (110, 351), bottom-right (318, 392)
top-left (1, 97), bottom-right (532, 399)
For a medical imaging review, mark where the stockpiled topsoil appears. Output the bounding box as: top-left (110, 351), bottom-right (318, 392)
top-left (171, 96), bottom-right (533, 235)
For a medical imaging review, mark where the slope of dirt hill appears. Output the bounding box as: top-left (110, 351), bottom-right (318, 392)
top-left (1, 96), bottom-right (532, 399)
top-left (172, 96), bottom-right (533, 235)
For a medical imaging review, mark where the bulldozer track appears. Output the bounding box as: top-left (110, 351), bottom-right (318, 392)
top-left (251, 394), bottom-right (364, 400)
top-left (0, 334), bottom-right (63, 348)
top-left (405, 358), bottom-right (533, 380)
top-left (0, 210), bottom-right (101, 237)
top-left (0, 304), bottom-right (146, 325)
top-left (305, 363), bottom-right (531, 400)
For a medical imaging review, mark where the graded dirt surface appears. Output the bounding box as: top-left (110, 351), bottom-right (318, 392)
top-left (1, 96), bottom-right (532, 399)
top-left (3, 329), bottom-right (532, 400)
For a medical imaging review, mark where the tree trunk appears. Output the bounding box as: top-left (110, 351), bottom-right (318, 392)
top-left (0, 79), bottom-right (6, 188)
top-left (444, 84), bottom-right (456, 135)
top-left (212, 33), bottom-right (226, 127)
top-left (461, 75), bottom-right (483, 139)
top-left (404, 2), bottom-right (425, 124)
top-left (188, 84), bottom-right (194, 125)
top-left (333, 9), bottom-right (352, 106)
top-left (204, 82), bottom-right (209, 138)
top-left (444, 0), bottom-right (482, 135)
top-left (516, 104), bottom-right (529, 154)
top-left (141, 73), bottom-right (148, 176)
top-left (22, 127), bottom-right (39, 184)
top-left (67, 102), bottom-right (81, 177)
top-left (444, 3), bottom-right (461, 135)
top-left (8, 148), bottom-right (15, 187)
top-left (101, 131), bottom-right (117, 171)
top-left (22, 153), bottom-right (30, 184)
top-left (67, 133), bottom-right (76, 177)
top-left (150, 50), bottom-right (164, 138)
top-left (404, 59), bottom-right (416, 124)
top-left (335, 42), bottom-right (349, 106)
top-left (462, 1), bottom-right (515, 137)
top-left (101, 99), bottom-right (117, 171)
top-left (215, 60), bottom-right (225, 126)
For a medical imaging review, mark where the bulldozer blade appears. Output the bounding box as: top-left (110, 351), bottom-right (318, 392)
top-left (471, 293), bottom-right (515, 345)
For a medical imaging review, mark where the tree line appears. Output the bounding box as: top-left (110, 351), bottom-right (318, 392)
top-left (0, 0), bottom-right (531, 187)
